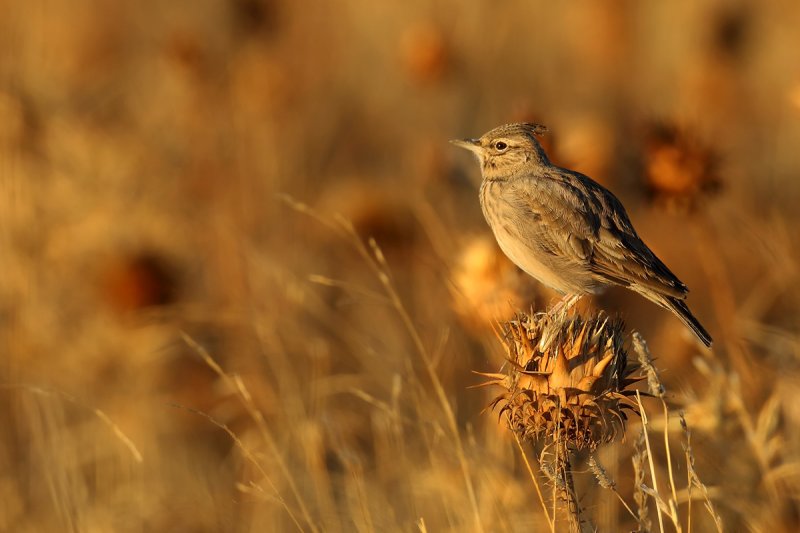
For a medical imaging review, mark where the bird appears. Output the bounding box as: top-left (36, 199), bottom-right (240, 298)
top-left (451, 122), bottom-right (712, 347)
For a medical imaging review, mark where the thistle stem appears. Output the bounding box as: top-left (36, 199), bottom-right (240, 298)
top-left (558, 446), bottom-right (590, 533)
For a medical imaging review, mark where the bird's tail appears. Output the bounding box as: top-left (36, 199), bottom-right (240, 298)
top-left (651, 294), bottom-right (713, 347)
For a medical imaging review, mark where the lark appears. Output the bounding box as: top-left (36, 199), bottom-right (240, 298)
top-left (451, 123), bottom-right (712, 347)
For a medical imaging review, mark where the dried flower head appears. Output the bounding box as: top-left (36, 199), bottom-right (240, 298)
top-left (643, 122), bottom-right (722, 210)
top-left (481, 309), bottom-right (642, 450)
top-left (399, 24), bottom-right (449, 85)
top-left (451, 236), bottom-right (536, 330)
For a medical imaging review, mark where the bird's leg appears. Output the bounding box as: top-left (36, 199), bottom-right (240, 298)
top-left (550, 293), bottom-right (582, 315)
top-left (538, 294), bottom-right (584, 354)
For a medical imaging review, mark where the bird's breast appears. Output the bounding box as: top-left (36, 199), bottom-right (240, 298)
top-left (479, 180), bottom-right (604, 295)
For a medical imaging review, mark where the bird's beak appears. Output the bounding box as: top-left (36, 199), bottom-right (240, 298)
top-left (449, 138), bottom-right (482, 154)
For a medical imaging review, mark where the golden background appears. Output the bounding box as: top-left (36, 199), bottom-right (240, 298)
top-left (1, 0), bottom-right (799, 531)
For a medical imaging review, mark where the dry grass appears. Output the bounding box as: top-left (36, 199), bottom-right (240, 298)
top-left (2, 1), bottom-right (800, 531)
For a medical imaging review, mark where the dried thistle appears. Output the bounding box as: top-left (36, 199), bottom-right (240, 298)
top-left (451, 236), bottom-right (536, 330)
top-left (481, 309), bottom-right (643, 451)
top-left (642, 122), bottom-right (722, 211)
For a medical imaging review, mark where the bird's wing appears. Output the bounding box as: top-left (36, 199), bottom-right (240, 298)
top-left (504, 177), bottom-right (599, 264)
top-left (508, 172), bottom-right (688, 299)
top-left (584, 179), bottom-right (688, 299)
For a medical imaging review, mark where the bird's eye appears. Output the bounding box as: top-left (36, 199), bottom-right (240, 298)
top-left (494, 141), bottom-right (508, 151)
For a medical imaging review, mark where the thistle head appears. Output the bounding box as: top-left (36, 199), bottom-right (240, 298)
top-left (480, 309), bottom-right (643, 450)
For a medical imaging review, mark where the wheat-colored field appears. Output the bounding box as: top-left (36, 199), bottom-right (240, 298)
top-left (2, 1), bottom-right (799, 531)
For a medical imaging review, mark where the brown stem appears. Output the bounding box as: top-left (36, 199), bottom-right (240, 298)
top-left (558, 446), bottom-right (590, 533)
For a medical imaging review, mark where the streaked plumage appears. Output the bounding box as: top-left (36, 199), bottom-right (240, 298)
top-left (452, 123), bottom-right (712, 347)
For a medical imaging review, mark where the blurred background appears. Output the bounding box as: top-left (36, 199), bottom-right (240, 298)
top-left (1, 0), bottom-right (799, 531)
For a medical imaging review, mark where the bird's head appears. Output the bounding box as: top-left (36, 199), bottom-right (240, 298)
top-left (451, 123), bottom-right (551, 180)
